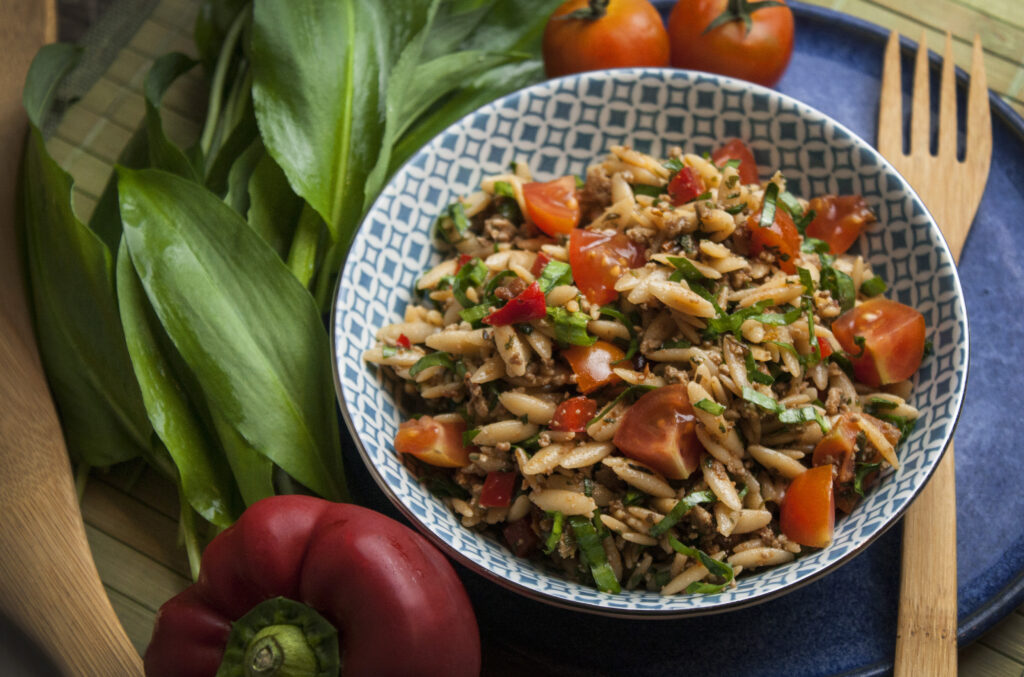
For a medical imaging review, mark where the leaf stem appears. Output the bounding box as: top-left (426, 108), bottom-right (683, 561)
top-left (286, 203), bottom-right (322, 289)
top-left (178, 482), bottom-right (202, 581)
top-left (199, 8), bottom-right (247, 157)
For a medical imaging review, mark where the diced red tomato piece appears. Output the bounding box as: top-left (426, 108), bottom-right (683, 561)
top-left (817, 336), bottom-right (833, 359)
top-left (831, 298), bottom-right (926, 387)
top-left (479, 471), bottom-right (518, 508)
top-left (780, 465), bottom-right (835, 548)
top-left (568, 229), bottom-right (646, 305)
top-left (455, 253), bottom-right (473, 272)
top-left (812, 412), bottom-right (902, 513)
top-left (612, 384), bottom-right (704, 480)
top-left (522, 176), bottom-right (580, 236)
top-left (530, 252), bottom-right (552, 277)
top-left (396, 333), bottom-right (411, 349)
top-left (805, 195), bottom-right (876, 255)
top-left (394, 416), bottom-right (471, 468)
top-left (483, 281), bottom-right (547, 326)
top-left (563, 340), bottom-right (625, 394)
top-left (668, 166), bottom-right (706, 205)
top-left (502, 517), bottom-right (539, 557)
top-left (748, 202), bottom-right (802, 274)
top-left (551, 396), bottom-right (598, 433)
top-left (712, 138), bottom-right (759, 185)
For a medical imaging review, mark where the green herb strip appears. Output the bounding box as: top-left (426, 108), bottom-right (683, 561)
top-left (666, 256), bottom-right (708, 284)
top-left (587, 384), bottom-right (657, 428)
top-left (778, 405), bottom-right (831, 434)
top-left (667, 537), bottom-right (735, 594)
top-left (777, 190), bottom-right (804, 219)
top-left (493, 180), bottom-right (516, 198)
top-left (546, 307), bottom-right (597, 346)
top-left (599, 304), bottom-right (639, 360)
top-left (860, 275), bottom-right (887, 297)
top-left (853, 462), bottom-right (882, 497)
top-left (649, 490), bottom-right (716, 537)
top-left (694, 398), bottom-right (726, 416)
top-left (631, 184), bottom-right (664, 198)
top-left (543, 510), bottom-right (564, 555)
top-left (742, 386), bottom-right (783, 413)
top-left (819, 266), bottom-right (855, 313)
top-left (569, 514), bottom-right (621, 593)
top-left (758, 182), bottom-right (780, 230)
top-left (536, 259), bottom-right (573, 294)
top-left (744, 350), bottom-right (774, 385)
top-left (462, 427), bottom-right (480, 446)
top-left (408, 351), bottom-right (455, 377)
top-left (451, 258), bottom-right (488, 308)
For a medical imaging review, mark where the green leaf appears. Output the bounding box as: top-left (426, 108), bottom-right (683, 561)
top-left (568, 515), bottom-right (620, 593)
top-left (666, 256), bottom-right (708, 284)
top-left (223, 137), bottom-right (265, 216)
top-left (820, 266), bottom-right (856, 313)
top-left (694, 399), bottom-right (725, 415)
top-left (546, 307), bottom-right (597, 346)
top-left (860, 275), bottom-right (888, 297)
top-left (536, 259), bottom-right (573, 294)
top-left (409, 351), bottom-right (457, 378)
top-left (246, 152), bottom-right (304, 260)
top-left (778, 405), bottom-right (831, 434)
top-left (668, 538), bottom-right (736, 594)
top-left (742, 386), bottom-right (783, 413)
top-left (758, 182), bottom-right (779, 230)
top-left (22, 42), bottom-right (82, 129)
top-left (194, 0), bottom-right (250, 74)
top-left (543, 510), bottom-right (564, 555)
top-left (649, 490), bottom-right (715, 538)
top-left (117, 167), bottom-right (347, 502)
top-left (745, 350), bottom-right (774, 385)
top-left (116, 243), bottom-right (243, 526)
top-left (20, 130), bottom-right (152, 466)
top-left (452, 257), bottom-right (488, 308)
top-left (143, 52), bottom-right (200, 180)
top-left (88, 126), bottom-right (150, 252)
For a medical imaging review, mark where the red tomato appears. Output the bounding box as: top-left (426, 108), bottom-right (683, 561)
top-left (563, 340), bottom-right (625, 394)
top-left (480, 471), bottom-right (518, 508)
top-left (780, 464), bottom-right (835, 548)
top-left (748, 200), bottom-right (801, 274)
top-left (568, 229), bottom-right (646, 305)
top-left (503, 517), bottom-right (539, 557)
top-left (612, 384), bottom-right (704, 479)
top-left (483, 281), bottom-right (547, 326)
top-left (805, 195), bottom-right (877, 255)
top-left (396, 333), bottom-right (411, 349)
top-left (668, 0), bottom-right (795, 87)
top-left (831, 298), bottom-right (926, 387)
top-left (542, 0), bottom-right (670, 78)
top-left (551, 396), bottom-right (598, 432)
top-left (813, 412), bottom-right (901, 513)
top-left (454, 253), bottom-right (473, 272)
top-left (816, 336), bottom-right (833, 359)
top-left (668, 166), bottom-right (706, 205)
top-left (522, 176), bottom-right (580, 236)
top-left (394, 416), bottom-right (471, 468)
top-left (711, 138), bottom-right (759, 185)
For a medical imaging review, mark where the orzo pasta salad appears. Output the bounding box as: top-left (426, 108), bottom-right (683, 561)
top-left (364, 140), bottom-right (927, 595)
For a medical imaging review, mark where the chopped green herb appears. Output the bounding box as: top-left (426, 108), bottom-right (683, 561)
top-left (663, 157), bottom-right (684, 173)
top-left (867, 397), bottom-right (898, 410)
top-left (536, 259), bottom-right (573, 294)
top-left (667, 538), bottom-right (735, 594)
top-left (749, 305), bottom-right (803, 326)
top-left (459, 303), bottom-right (490, 326)
top-left (462, 428), bottom-right (480, 446)
top-left (677, 233), bottom-right (697, 254)
top-left (745, 351), bottom-right (774, 385)
top-left (649, 490), bottom-right (716, 537)
top-left (794, 209), bottom-right (817, 234)
top-left (543, 511), bottom-right (564, 555)
top-left (694, 398), bottom-right (726, 415)
top-left (778, 190), bottom-right (804, 219)
top-left (381, 345), bottom-right (398, 358)
top-left (742, 386), bottom-right (783, 413)
top-left (706, 299), bottom-right (774, 338)
top-left (722, 158), bottom-right (741, 170)
top-left (829, 350), bottom-right (854, 376)
top-left (569, 515), bottom-right (621, 593)
top-left (437, 201), bottom-right (470, 241)
top-left (850, 335), bottom-right (867, 358)
top-left (546, 307), bottom-right (597, 346)
top-left (778, 405), bottom-right (831, 434)
top-left (409, 351), bottom-right (456, 377)
top-left (853, 462), bottom-right (882, 496)
top-left (804, 297), bottom-right (821, 365)
top-left (724, 203), bottom-right (747, 215)
top-left (583, 477), bottom-right (594, 497)
top-left (587, 384), bottom-right (657, 428)
top-left (451, 258), bottom-right (488, 308)
top-left (801, 237), bottom-right (831, 257)
top-left (631, 184), bottom-right (665, 198)
top-left (623, 489), bottom-right (646, 506)
top-left (820, 266), bottom-right (856, 312)
top-left (599, 304), bottom-right (640, 360)
top-left (574, 175), bottom-right (585, 190)
top-left (666, 256), bottom-right (708, 284)
top-left (758, 182), bottom-right (780, 230)
top-left (691, 190), bottom-right (713, 202)
top-left (798, 267), bottom-right (814, 294)
top-left (661, 338), bottom-right (693, 350)
top-left (493, 180), bottom-right (516, 198)
top-left (860, 275), bottom-right (887, 297)
top-left (923, 339), bottom-right (933, 357)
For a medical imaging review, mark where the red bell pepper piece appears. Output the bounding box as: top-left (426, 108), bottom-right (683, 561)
top-left (479, 471), bottom-right (518, 508)
top-left (454, 253), bottom-right (473, 272)
top-left (531, 251), bottom-right (552, 277)
top-left (145, 495), bottom-right (480, 677)
top-left (668, 166), bottom-right (706, 205)
top-left (483, 280), bottom-right (546, 326)
top-left (817, 336), bottom-right (833, 359)
top-left (396, 333), bottom-right (411, 349)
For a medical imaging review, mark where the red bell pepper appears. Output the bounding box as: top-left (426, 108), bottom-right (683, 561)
top-left (479, 471), bottom-right (518, 508)
top-left (145, 495), bottom-right (480, 677)
top-left (396, 333), bottom-right (411, 349)
top-left (530, 251), bottom-right (552, 277)
top-left (483, 280), bottom-right (546, 326)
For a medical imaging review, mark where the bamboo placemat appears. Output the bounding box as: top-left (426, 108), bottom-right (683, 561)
top-left (50, 0), bottom-right (1024, 672)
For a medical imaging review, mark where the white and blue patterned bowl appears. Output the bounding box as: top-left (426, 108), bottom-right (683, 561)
top-left (331, 69), bottom-right (968, 617)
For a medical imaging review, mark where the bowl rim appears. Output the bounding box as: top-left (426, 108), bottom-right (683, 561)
top-left (329, 66), bottom-right (969, 618)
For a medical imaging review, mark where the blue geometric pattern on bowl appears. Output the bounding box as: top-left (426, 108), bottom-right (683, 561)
top-left (332, 69), bottom-right (968, 617)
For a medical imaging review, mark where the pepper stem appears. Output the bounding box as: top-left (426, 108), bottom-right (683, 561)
top-left (215, 597), bottom-right (340, 677)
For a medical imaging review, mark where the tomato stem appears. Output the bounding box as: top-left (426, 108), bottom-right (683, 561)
top-left (561, 0), bottom-right (610, 21)
top-left (704, 0), bottom-right (786, 35)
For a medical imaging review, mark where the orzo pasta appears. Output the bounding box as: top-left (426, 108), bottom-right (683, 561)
top-left (366, 139), bottom-right (926, 595)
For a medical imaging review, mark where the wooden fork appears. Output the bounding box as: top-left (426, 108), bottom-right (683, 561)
top-left (878, 31), bottom-right (992, 676)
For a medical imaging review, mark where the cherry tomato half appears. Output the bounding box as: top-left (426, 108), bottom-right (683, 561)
top-left (563, 340), bottom-right (625, 394)
top-left (780, 464), bottom-right (835, 548)
top-left (668, 0), bottom-right (795, 87)
top-left (831, 298), bottom-right (926, 387)
top-left (748, 199), bottom-right (801, 274)
top-left (480, 471), bottom-right (518, 508)
top-left (813, 412), bottom-right (900, 513)
top-left (522, 176), bottom-right (581, 236)
top-left (542, 0), bottom-right (670, 78)
top-left (612, 384), bottom-right (704, 479)
top-left (394, 416), bottom-right (471, 468)
top-left (551, 396), bottom-right (599, 432)
top-left (712, 138), bottom-right (759, 185)
top-left (805, 195), bottom-right (877, 255)
top-left (569, 229), bottom-right (646, 305)
top-left (668, 166), bottom-right (706, 205)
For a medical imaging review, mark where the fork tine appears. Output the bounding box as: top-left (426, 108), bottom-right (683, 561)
top-left (878, 31), bottom-right (904, 157)
top-left (910, 31), bottom-right (931, 155)
top-left (937, 33), bottom-right (957, 160)
top-left (967, 35), bottom-right (992, 170)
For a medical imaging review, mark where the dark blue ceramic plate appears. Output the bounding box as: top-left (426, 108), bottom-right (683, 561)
top-left (338, 2), bottom-right (1023, 674)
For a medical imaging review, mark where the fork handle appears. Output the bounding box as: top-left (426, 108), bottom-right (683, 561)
top-left (894, 444), bottom-right (958, 675)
